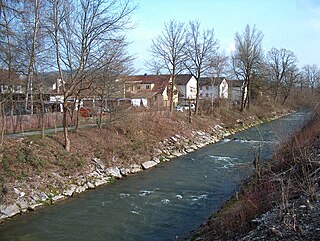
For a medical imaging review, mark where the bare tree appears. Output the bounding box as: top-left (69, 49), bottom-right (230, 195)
top-left (0, 1), bottom-right (19, 157)
top-left (0, 0), bottom-right (22, 153)
top-left (46, 0), bottom-right (136, 151)
top-left (231, 24), bottom-right (264, 111)
top-left (302, 64), bottom-right (319, 93)
top-left (145, 59), bottom-right (164, 75)
top-left (207, 51), bottom-right (228, 78)
top-left (206, 51), bottom-right (228, 110)
top-left (184, 20), bottom-right (219, 115)
top-left (94, 37), bottom-right (134, 128)
top-left (149, 20), bottom-right (186, 111)
top-left (282, 66), bottom-right (299, 105)
top-left (266, 48), bottom-right (298, 101)
top-left (296, 73), bottom-right (308, 92)
top-left (18, 0), bottom-right (45, 114)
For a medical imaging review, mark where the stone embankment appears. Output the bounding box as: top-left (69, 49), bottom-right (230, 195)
top-left (0, 114), bottom-right (285, 223)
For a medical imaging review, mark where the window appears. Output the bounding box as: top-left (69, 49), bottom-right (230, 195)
top-left (146, 84), bottom-right (150, 89)
top-left (206, 86), bottom-right (209, 90)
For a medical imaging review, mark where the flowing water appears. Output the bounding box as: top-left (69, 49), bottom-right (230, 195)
top-left (0, 111), bottom-right (311, 241)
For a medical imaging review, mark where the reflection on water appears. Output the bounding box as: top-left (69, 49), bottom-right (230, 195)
top-left (0, 111), bottom-right (311, 241)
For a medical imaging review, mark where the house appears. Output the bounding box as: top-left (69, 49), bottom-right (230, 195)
top-left (123, 74), bottom-right (179, 108)
top-left (52, 78), bottom-right (64, 93)
top-left (175, 74), bottom-right (197, 101)
top-left (228, 79), bottom-right (245, 104)
top-left (199, 77), bottom-right (245, 104)
top-left (0, 69), bottom-right (26, 115)
top-left (0, 69), bottom-right (24, 94)
top-left (199, 77), bottom-right (229, 100)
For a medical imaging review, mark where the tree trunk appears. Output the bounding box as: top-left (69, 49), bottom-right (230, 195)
top-left (75, 98), bottom-right (81, 131)
top-left (273, 81), bottom-right (279, 101)
top-left (40, 92), bottom-right (45, 139)
top-left (169, 73), bottom-right (175, 112)
top-left (98, 97), bottom-right (104, 129)
top-left (63, 104), bottom-right (70, 152)
top-left (0, 103), bottom-right (4, 162)
top-left (247, 78), bottom-right (251, 109)
top-left (188, 99), bottom-right (192, 123)
top-left (240, 82), bottom-right (246, 112)
top-left (195, 76), bottom-right (200, 115)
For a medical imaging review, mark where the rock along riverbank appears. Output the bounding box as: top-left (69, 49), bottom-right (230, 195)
top-left (0, 111), bottom-right (291, 223)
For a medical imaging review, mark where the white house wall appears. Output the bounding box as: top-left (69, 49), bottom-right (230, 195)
top-left (186, 76), bottom-right (197, 99)
top-left (162, 86), bottom-right (178, 107)
top-left (200, 86), bottom-right (219, 99)
top-left (219, 79), bottom-right (228, 99)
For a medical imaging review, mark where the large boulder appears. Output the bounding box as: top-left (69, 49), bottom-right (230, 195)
top-left (51, 195), bottom-right (66, 203)
top-left (0, 204), bottom-right (20, 218)
top-left (75, 185), bottom-right (87, 194)
top-left (16, 198), bottom-right (29, 211)
top-left (171, 151), bottom-right (182, 157)
top-left (130, 164), bottom-right (141, 174)
top-left (141, 161), bottom-right (157, 170)
top-left (105, 167), bottom-right (122, 179)
top-left (86, 181), bottom-right (95, 189)
top-left (94, 177), bottom-right (110, 187)
top-left (63, 184), bottom-right (77, 197)
top-left (30, 191), bottom-right (48, 203)
top-left (153, 157), bottom-right (161, 164)
top-left (27, 203), bottom-right (43, 211)
top-left (170, 136), bottom-right (178, 143)
top-left (92, 158), bottom-right (105, 174)
top-left (120, 167), bottom-right (131, 177)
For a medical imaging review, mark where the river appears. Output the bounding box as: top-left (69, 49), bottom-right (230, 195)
top-left (0, 111), bottom-right (311, 241)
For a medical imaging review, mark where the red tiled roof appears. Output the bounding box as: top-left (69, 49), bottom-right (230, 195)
top-left (124, 74), bottom-right (171, 95)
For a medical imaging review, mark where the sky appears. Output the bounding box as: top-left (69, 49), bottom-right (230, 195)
top-left (126, 0), bottom-right (320, 75)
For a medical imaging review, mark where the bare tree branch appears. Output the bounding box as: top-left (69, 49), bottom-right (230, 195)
top-left (149, 20), bottom-right (186, 111)
top-left (231, 24), bottom-right (264, 111)
top-left (184, 20), bottom-right (219, 114)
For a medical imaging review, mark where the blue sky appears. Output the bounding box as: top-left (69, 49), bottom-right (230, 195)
top-left (126, 0), bottom-right (320, 74)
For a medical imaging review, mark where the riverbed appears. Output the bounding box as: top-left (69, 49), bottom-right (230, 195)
top-left (0, 111), bottom-right (310, 241)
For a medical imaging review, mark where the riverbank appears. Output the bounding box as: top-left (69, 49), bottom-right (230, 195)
top-left (0, 102), bottom-right (299, 223)
top-left (187, 109), bottom-right (320, 240)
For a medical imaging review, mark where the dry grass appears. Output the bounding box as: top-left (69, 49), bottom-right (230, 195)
top-left (191, 103), bottom-right (320, 240)
top-left (0, 111), bottom-right (217, 200)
